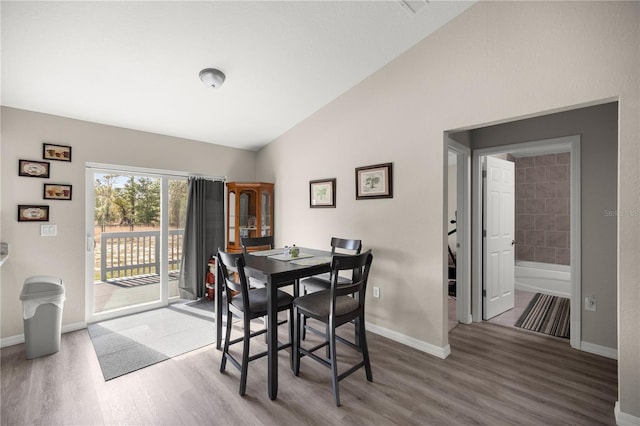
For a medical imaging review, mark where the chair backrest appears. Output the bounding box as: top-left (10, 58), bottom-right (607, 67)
top-left (330, 250), bottom-right (373, 309)
top-left (328, 238), bottom-right (362, 282)
top-left (217, 249), bottom-right (251, 311)
top-left (330, 237), bottom-right (362, 255)
top-left (241, 236), bottom-right (274, 254)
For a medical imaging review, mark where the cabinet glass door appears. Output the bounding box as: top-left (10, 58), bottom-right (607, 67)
top-left (261, 190), bottom-right (271, 237)
top-left (228, 190), bottom-right (236, 245)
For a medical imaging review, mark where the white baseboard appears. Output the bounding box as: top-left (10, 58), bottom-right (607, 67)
top-left (0, 334), bottom-right (25, 348)
top-left (514, 283), bottom-right (571, 299)
top-left (0, 321), bottom-right (87, 349)
top-left (62, 321), bottom-right (87, 334)
top-left (580, 340), bottom-right (617, 360)
top-left (366, 321), bottom-right (450, 359)
top-left (615, 401), bottom-right (640, 426)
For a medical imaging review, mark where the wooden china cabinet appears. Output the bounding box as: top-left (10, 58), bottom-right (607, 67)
top-left (226, 182), bottom-right (274, 253)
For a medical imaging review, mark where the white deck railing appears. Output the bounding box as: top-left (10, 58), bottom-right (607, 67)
top-left (100, 229), bottom-right (183, 281)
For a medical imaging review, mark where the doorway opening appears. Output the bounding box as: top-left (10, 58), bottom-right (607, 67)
top-left (446, 136), bottom-right (581, 347)
top-left (85, 164), bottom-right (188, 323)
top-left (473, 136), bottom-right (581, 347)
top-left (445, 101), bottom-right (618, 359)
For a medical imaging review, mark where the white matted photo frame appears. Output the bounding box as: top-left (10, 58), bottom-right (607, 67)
top-left (17, 205), bottom-right (50, 222)
top-left (309, 178), bottom-right (336, 208)
top-left (18, 159), bottom-right (50, 178)
top-left (355, 162), bottom-right (393, 200)
top-left (43, 143), bottom-right (72, 162)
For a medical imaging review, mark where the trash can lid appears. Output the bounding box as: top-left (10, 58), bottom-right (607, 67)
top-left (24, 275), bottom-right (63, 286)
top-left (20, 276), bottom-right (65, 300)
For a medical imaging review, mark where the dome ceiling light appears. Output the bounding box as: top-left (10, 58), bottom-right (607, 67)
top-left (199, 68), bottom-right (225, 88)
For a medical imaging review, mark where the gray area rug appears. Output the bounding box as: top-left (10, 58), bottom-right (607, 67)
top-left (515, 293), bottom-right (570, 339)
top-left (88, 299), bottom-right (215, 380)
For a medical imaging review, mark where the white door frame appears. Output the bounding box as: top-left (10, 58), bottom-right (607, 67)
top-left (446, 138), bottom-right (472, 325)
top-left (471, 135), bottom-right (581, 349)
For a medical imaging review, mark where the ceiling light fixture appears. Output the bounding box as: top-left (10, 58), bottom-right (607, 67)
top-left (199, 68), bottom-right (225, 88)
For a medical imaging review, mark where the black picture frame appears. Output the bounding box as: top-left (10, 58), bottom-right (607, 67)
top-left (310, 178), bottom-right (336, 208)
top-left (18, 159), bottom-right (50, 178)
top-left (44, 184), bottom-right (73, 201)
top-left (17, 205), bottom-right (50, 222)
top-left (43, 143), bottom-right (72, 162)
top-left (355, 162), bottom-right (393, 200)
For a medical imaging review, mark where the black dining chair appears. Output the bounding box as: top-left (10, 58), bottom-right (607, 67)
top-left (241, 236), bottom-right (275, 254)
top-left (293, 250), bottom-right (373, 407)
top-left (241, 236), bottom-right (276, 290)
top-left (242, 235), bottom-right (298, 293)
top-left (300, 237), bottom-right (362, 293)
top-left (217, 249), bottom-right (294, 396)
top-left (300, 237), bottom-right (362, 340)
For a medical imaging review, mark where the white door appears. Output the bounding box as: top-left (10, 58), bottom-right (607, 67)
top-left (483, 156), bottom-right (515, 319)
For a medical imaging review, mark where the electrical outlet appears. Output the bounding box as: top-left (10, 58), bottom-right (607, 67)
top-left (585, 296), bottom-right (597, 312)
top-left (373, 286), bottom-right (380, 298)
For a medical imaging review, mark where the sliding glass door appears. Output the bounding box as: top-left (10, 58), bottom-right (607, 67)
top-left (86, 166), bottom-right (187, 322)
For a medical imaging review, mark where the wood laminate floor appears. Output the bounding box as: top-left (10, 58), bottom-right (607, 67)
top-left (1, 320), bottom-right (617, 425)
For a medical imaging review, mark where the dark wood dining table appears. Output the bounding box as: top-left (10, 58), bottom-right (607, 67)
top-left (215, 247), bottom-right (332, 400)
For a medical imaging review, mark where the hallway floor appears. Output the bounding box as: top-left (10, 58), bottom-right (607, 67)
top-left (449, 290), bottom-right (541, 331)
top-left (487, 289), bottom-right (537, 328)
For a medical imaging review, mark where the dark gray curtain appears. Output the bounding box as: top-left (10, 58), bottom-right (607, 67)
top-left (178, 178), bottom-right (224, 299)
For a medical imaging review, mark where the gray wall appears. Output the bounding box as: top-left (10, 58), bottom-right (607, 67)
top-left (470, 102), bottom-right (618, 348)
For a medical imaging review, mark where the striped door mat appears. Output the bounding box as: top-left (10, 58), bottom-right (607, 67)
top-left (515, 293), bottom-right (570, 338)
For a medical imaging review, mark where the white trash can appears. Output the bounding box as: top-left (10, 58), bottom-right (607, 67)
top-left (20, 276), bottom-right (65, 359)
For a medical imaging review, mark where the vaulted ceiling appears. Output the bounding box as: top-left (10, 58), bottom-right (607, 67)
top-left (2, 1), bottom-right (474, 150)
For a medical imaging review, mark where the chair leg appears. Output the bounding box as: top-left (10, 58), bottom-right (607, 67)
top-left (301, 316), bottom-right (307, 340)
top-left (301, 285), bottom-right (307, 341)
top-left (239, 316), bottom-right (251, 396)
top-left (329, 317), bottom-right (340, 407)
top-left (220, 310), bottom-right (233, 373)
top-left (293, 308), bottom-right (301, 376)
top-left (288, 307), bottom-right (294, 371)
top-left (325, 323), bottom-right (331, 359)
top-left (263, 315), bottom-right (268, 344)
top-left (359, 315), bottom-right (373, 382)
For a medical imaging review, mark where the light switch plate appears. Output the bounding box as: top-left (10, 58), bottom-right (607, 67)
top-left (41, 224), bottom-right (57, 236)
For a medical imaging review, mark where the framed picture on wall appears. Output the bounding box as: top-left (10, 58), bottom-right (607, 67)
top-left (43, 143), bottom-right (72, 162)
top-left (17, 205), bottom-right (50, 222)
top-left (44, 184), bottom-right (73, 200)
top-left (310, 178), bottom-right (336, 208)
top-left (18, 159), bottom-right (50, 178)
top-left (355, 163), bottom-right (393, 199)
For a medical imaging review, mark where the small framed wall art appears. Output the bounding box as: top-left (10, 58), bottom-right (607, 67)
top-left (18, 159), bottom-right (50, 178)
top-left (43, 143), bottom-right (72, 162)
top-left (17, 205), bottom-right (50, 222)
top-left (44, 184), bottom-right (73, 200)
top-left (310, 178), bottom-right (336, 208)
top-left (355, 162), bottom-right (393, 200)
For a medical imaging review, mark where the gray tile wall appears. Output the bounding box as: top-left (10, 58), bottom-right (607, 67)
top-left (515, 153), bottom-right (570, 265)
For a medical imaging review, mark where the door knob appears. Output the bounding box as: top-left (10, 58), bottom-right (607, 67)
top-left (511, 240), bottom-right (517, 246)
